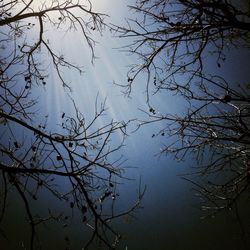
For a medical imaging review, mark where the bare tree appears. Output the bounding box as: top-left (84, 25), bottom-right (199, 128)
top-left (114, 0), bottom-right (250, 98)
top-left (0, 1), bottom-right (143, 249)
top-left (115, 0), bottom-right (250, 214)
top-left (138, 73), bottom-right (250, 215)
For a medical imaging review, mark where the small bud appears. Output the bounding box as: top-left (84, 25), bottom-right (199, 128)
top-left (56, 155), bottom-right (62, 161)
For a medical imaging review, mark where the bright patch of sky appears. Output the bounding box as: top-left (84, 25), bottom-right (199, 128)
top-left (31, 0), bottom-right (181, 149)
top-left (30, 1), bottom-right (188, 213)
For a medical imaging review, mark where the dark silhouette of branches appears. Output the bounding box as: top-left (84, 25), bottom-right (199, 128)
top-left (0, 1), bottom-right (143, 249)
top-left (114, 0), bottom-right (250, 99)
top-left (0, 0), bottom-right (106, 92)
top-left (0, 101), bottom-right (142, 249)
top-left (138, 74), bottom-right (250, 213)
top-left (115, 0), bottom-right (250, 215)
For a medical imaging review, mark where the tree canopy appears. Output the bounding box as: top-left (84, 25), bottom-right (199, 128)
top-left (0, 1), bottom-right (143, 249)
top-left (115, 0), bottom-right (250, 215)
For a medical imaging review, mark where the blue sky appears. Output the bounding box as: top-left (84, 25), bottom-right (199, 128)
top-left (1, 1), bottom-right (250, 249)
top-left (29, 2), bottom-right (197, 247)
